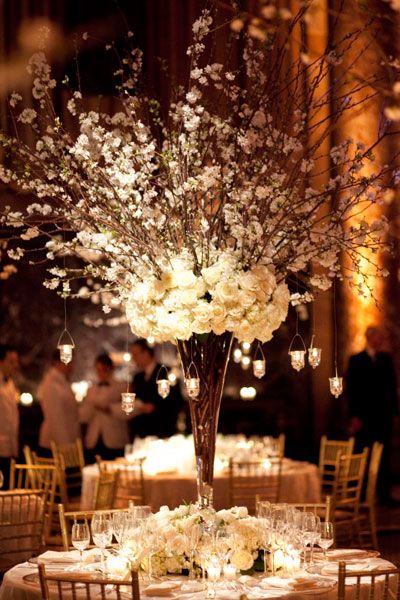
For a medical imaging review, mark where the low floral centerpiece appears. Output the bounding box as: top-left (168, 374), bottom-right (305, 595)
top-left (145, 504), bottom-right (264, 576)
top-left (1, 3), bottom-right (398, 505)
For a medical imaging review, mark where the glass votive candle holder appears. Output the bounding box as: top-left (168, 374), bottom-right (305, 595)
top-left (157, 379), bottom-right (170, 399)
top-left (308, 346), bottom-right (322, 368)
top-left (59, 343), bottom-right (74, 364)
top-left (329, 375), bottom-right (343, 398)
top-left (223, 564), bottom-right (236, 580)
top-left (289, 350), bottom-right (305, 371)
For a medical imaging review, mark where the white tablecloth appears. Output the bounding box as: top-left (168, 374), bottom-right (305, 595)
top-left (81, 459), bottom-right (321, 511)
top-left (0, 555), bottom-right (397, 600)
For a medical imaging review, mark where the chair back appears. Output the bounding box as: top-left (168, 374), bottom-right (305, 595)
top-left (366, 442), bottom-right (384, 507)
top-left (38, 563), bottom-right (140, 600)
top-left (286, 497), bottom-right (332, 522)
top-left (93, 469), bottom-right (119, 510)
top-left (319, 436), bottom-right (355, 493)
top-left (51, 439), bottom-right (85, 503)
top-left (97, 458), bottom-right (145, 508)
top-left (337, 561), bottom-right (399, 600)
top-left (229, 457), bottom-right (282, 515)
top-left (58, 503), bottom-right (129, 551)
top-left (333, 449), bottom-right (369, 512)
top-left (9, 462), bottom-right (57, 540)
top-left (0, 490), bottom-right (45, 569)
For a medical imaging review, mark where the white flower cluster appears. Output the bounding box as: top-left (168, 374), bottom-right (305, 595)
top-left (125, 252), bottom-right (290, 343)
top-left (145, 504), bottom-right (262, 576)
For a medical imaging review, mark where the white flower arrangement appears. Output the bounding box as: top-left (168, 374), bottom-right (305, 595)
top-left (0, 4), bottom-right (396, 343)
top-left (144, 504), bottom-right (263, 576)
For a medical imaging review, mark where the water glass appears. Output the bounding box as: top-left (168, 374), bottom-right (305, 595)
top-left (129, 504), bottom-right (152, 520)
top-left (71, 522), bottom-right (90, 564)
top-left (318, 521), bottom-right (334, 561)
top-left (91, 512), bottom-right (113, 571)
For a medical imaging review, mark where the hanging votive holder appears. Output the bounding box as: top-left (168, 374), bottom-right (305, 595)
top-left (329, 374), bottom-right (343, 398)
top-left (288, 333), bottom-right (306, 372)
top-left (252, 342), bottom-right (266, 379)
top-left (308, 346), bottom-right (322, 368)
top-left (121, 392), bottom-right (136, 414)
top-left (57, 329), bottom-right (75, 365)
top-left (308, 334), bottom-right (322, 369)
top-left (185, 362), bottom-right (200, 399)
top-left (157, 365), bottom-right (170, 399)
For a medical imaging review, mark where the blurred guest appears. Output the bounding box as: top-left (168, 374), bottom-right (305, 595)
top-left (130, 339), bottom-right (183, 439)
top-left (346, 325), bottom-right (398, 505)
top-left (0, 345), bottom-right (19, 488)
top-left (80, 353), bottom-right (130, 461)
top-left (38, 350), bottom-right (80, 455)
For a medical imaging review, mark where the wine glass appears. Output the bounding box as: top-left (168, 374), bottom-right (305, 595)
top-left (301, 512), bottom-right (319, 567)
top-left (91, 512), bottom-right (113, 572)
top-left (185, 523), bottom-right (201, 580)
top-left (318, 521), bottom-right (334, 561)
top-left (120, 516), bottom-right (144, 568)
top-left (71, 522), bottom-right (90, 565)
top-left (130, 505), bottom-right (152, 520)
top-left (112, 511), bottom-right (128, 547)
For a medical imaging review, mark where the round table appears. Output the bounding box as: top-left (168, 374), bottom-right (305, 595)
top-left (0, 554), bottom-right (397, 600)
top-left (81, 459), bottom-right (321, 511)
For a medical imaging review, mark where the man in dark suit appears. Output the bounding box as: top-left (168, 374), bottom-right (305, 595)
top-left (346, 326), bottom-right (398, 505)
top-left (129, 339), bottom-right (183, 439)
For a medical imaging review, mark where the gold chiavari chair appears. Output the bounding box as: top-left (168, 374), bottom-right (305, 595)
top-left (0, 489), bottom-right (45, 572)
top-left (38, 564), bottom-right (141, 600)
top-left (331, 448), bottom-right (369, 547)
top-left (58, 504), bottom-right (128, 551)
top-left (319, 436), bottom-right (355, 495)
top-left (93, 469), bottom-right (119, 510)
top-left (51, 439), bottom-right (85, 504)
top-left (97, 458), bottom-right (145, 508)
top-left (9, 461), bottom-right (57, 541)
top-left (286, 496), bottom-right (332, 522)
top-left (337, 561), bottom-right (399, 600)
top-left (360, 441), bottom-right (384, 549)
top-left (229, 457), bottom-right (282, 515)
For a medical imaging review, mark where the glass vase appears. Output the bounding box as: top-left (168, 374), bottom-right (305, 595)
top-left (177, 331), bottom-right (233, 509)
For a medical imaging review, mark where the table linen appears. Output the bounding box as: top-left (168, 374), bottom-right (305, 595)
top-left (81, 459), bottom-right (320, 511)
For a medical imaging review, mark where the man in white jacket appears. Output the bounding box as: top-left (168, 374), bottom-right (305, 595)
top-left (80, 354), bottom-right (131, 461)
top-left (0, 344), bottom-right (19, 488)
top-left (38, 351), bottom-right (80, 455)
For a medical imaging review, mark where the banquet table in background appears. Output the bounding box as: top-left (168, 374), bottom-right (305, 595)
top-left (81, 458), bottom-right (321, 511)
top-left (0, 553), bottom-right (397, 600)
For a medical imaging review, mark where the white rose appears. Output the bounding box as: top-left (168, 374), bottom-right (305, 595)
top-left (238, 272), bottom-right (259, 291)
top-left (214, 281), bottom-right (239, 305)
top-left (192, 301), bottom-right (214, 323)
top-left (211, 301), bottom-right (226, 323)
top-left (238, 290), bottom-right (256, 309)
top-left (230, 549), bottom-right (254, 571)
top-left (170, 269), bottom-right (197, 288)
top-left (201, 264), bottom-right (223, 286)
top-left (165, 556), bottom-right (182, 574)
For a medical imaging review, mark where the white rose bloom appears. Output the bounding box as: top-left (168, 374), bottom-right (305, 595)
top-left (214, 280), bottom-right (239, 305)
top-left (239, 272), bottom-right (259, 291)
top-left (230, 549), bottom-right (254, 571)
top-left (170, 269), bottom-right (197, 288)
top-left (165, 556), bottom-right (183, 573)
top-left (201, 264), bottom-right (223, 286)
top-left (192, 301), bottom-right (214, 323)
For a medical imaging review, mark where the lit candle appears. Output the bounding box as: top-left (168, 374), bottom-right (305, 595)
top-left (59, 344), bottom-right (73, 364)
top-left (157, 378), bottom-right (170, 398)
top-left (106, 555), bottom-right (129, 576)
top-left (253, 359), bottom-right (266, 379)
top-left (289, 350), bottom-right (305, 371)
top-left (121, 392), bottom-right (136, 414)
top-left (186, 377), bottom-right (200, 399)
top-left (329, 375), bottom-right (343, 398)
top-left (308, 347), bottom-right (322, 368)
top-left (223, 564), bottom-right (236, 580)
top-left (207, 565), bottom-right (221, 582)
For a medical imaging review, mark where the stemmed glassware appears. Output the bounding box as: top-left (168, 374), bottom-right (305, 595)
top-left (112, 512), bottom-right (128, 549)
top-left (184, 523), bottom-right (201, 580)
top-left (71, 522), bottom-right (90, 566)
top-left (119, 516), bottom-right (144, 569)
top-left (318, 521), bottom-right (334, 561)
top-left (91, 512), bottom-right (113, 572)
top-left (301, 512), bottom-right (320, 567)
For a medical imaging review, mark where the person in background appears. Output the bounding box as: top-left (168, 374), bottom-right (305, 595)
top-left (80, 353), bottom-right (131, 461)
top-left (346, 325), bottom-right (398, 505)
top-left (0, 344), bottom-right (19, 488)
top-left (130, 339), bottom-right (183, 439)
top-left (37, 350), bottom-right (80, 456)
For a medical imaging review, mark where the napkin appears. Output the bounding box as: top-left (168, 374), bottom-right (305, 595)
top-left (321, 561), bottom-right (388, 576)
top-left (37, 549), bottom-right (99, 565)
top-left (322, 549), bottom-right (368, 561)
top-left (143, 581), bottom-right (181, 596)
